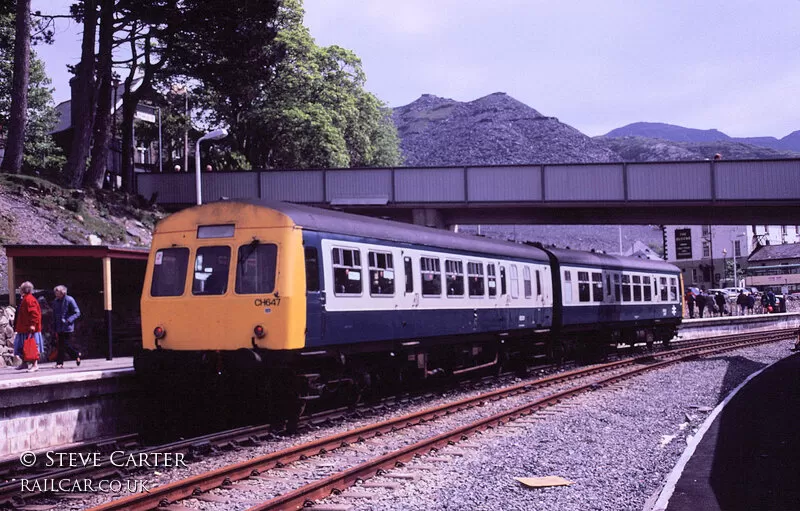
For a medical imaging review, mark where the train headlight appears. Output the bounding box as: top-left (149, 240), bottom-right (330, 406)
top-left (153, 326), bottom-right (166, 339)
top-left (253, 325), bottom-right (266, 339)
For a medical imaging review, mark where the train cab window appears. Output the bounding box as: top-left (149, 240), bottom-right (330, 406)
top-left (536, 270), bottom-right (542, 296)
top-left (332, 247), bottom-right (362, 295)
top-left (523, 267), bottom-right (532, 298)
top-left (509, 265), bottom-right (519, 299)
top-left (632, 275), bottom-right (642, 301)
top-left (669, 278), bottom-right (678, 301)
top-left (404, 257), bottom-right (413, 293)
top-left (622, 275), bottom-right (632, 302)
top-left (643, 276), bottom-right (652, 301)
top-left (577, 271), bottom-right (590, 302)
top-left (421, 257), bottom-right (442, 297)
top-left (500, 266), bottom-right (507, 296)
top-left (235, 243), bottom-right (278, 294)
top-left (659, 277), bottom-right (668, 301)
top-left (487, 264), bottom-right (497, 297)
top-left (192, 246), bottom-right (231, 295)
top-left (446, 260), bottom-right (465, 297)
top-left (614, 274), bottom-right (621, 302)
top-left (368, 251), bottom-right (395, 296)
top-left (564, 270), bottom-right (573, 303)
top-left (591, 272), bottom-right (602, 302)
top-left (304, 247), bottom-right (320, 292)
top-left (468, 262), bottom-right (485, 297)
top-left (151, 247), bottom-right (190, 297)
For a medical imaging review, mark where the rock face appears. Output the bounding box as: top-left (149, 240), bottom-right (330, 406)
top-left (393, 93), bottom-right (619, 166)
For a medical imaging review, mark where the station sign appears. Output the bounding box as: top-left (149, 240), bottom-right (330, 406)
top-left (674, 228), bottom-right (692, 259)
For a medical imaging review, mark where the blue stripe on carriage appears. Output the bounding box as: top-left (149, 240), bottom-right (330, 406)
top-left (561, 304), bottom-right (681, 327)
top-left (306, 307), bottom-right (554, 347)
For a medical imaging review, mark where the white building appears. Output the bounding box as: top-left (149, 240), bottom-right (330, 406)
top-left (664, 224), bottom-right (800, 288)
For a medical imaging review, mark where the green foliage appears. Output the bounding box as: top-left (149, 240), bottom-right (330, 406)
top-left (0, 10), bottom-right (63, 174)
top-left (174, 0), bottom-right (400, 170)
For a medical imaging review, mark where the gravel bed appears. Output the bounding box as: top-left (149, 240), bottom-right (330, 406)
top-left (318, 341), bottom-right (790, 511)
top-left (32, 340), bottom-right (789, 510)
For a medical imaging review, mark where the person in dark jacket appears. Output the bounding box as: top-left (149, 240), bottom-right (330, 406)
top-left (736, 291), bottom-right (749, 315)
top-left (52, 285), bottom-right (81, 368)
top-left (714, 292), bottom-right (727, 316)
top-left (685, 289), bottom-right (696, 318)
top-left (746, 292), bottom-right (755, 314)
top-left (696, 288), bottom-right (707, 318)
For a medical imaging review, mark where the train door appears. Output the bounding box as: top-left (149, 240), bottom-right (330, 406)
top-left (304, 242), bottom-right (324, 344)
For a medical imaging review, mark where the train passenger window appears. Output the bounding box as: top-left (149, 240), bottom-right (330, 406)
top-left (523, 267), bottom-right (532, 298)
top-left (622, 275), bottom-right (632, 302)
top-left (468, 262), bottom-right (485, 297)
top-left (669, 278), bottom-right (678, 301)
top-left (420, 257), bottom-right (441, 297)
top-left (643, 276), bottom-right (652, 301)
top-left (614, 274), bottom-right (621, 302)
top-left (653, 277), bottom-right (658, 300)
top-left (606, 275), bottom-right (612, 298)
top-left (660, 277), bottom-right (668, 301)
top-left (591, 272), bottom-right (602, 302)
top-left (446, 260), bottom-right (465, 297)
top-left (577, 271), bottom-right (590, 302)
top-left (500, 266), bottom-right (507, 296)
top-left (304, 247), bottom-right (320, 292)
top-left (151, 247), bottom-right (189, 297)
top-left (235, 243), bottom-right (278, 294)
top-left (509, 265), bottom-right (519, 299)
top-left (564, 270), bottom-right (573, 303)
top-left (332, 247), bottom-right (362, 295)
top-left (536, 270), bottom-right (542, 296)
top-left (192, 245), bottom-right (231, 295)
top-left (368, 251), bottom-right (395, 296)
top-left (487, 264), bottom-right (497, 297)
top-left (404, 257), bottom-right (413, 293)
top-left (632, 275), bottom-right (642, 301)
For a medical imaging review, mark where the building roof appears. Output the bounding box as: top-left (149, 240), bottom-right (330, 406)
top-left (4, 245), bottom-right (149, 260)
top-left (49, 78), bottom-right (144, 135)
top-left (747, 242), bottom-right (800, 262)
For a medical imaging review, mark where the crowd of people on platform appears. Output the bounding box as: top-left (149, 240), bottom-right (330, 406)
top-left (684, 286), bottom-right (786, 319)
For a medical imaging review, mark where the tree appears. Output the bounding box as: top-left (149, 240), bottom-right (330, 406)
top-left (84, 0), bottom-right (114, 189)
top-left (0, 2), bottom-right (62, 174)
top-left (1, 0), bottom-right (31, 174)
top-left (171, 0), bottom-right (400, 170)
top-left (63, 0), bottom-right (98, 187)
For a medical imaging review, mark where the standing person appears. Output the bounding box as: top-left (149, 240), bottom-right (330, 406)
top-left (13, 281), bottom-right (43, 372)
top-left (746, 292), bottom-right (755, 315)
top-left (766, 288), bottom-right (776, 313)
top-left (51, 285), bottom-right (82, 368)
top-left (736, 290), bottom-right (748, 316)
top-left (714, 291), bottom-right (727, 317)
top-left (685, 288), bottom-right (696, 318)
top-left (696, 288), bottom-right (707, 319)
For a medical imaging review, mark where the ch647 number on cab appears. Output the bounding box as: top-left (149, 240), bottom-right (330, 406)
top-left (255, 297), bottom-right (281, 307)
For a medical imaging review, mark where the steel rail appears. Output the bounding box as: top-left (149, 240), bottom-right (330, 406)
top-left (84, 328), bottom-right (797, 511)
top-left (246, 332), bottom-right (793, 511)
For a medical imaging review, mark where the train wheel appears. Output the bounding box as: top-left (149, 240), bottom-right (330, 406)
top-left (645, 330), bottom-right (655, 351)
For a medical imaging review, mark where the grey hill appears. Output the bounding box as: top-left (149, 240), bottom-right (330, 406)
top-left (391, 93), bottom-right (799, 253)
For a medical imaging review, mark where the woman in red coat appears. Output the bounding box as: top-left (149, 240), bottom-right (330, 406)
top-left (14, 281), bottom-right (43, 372)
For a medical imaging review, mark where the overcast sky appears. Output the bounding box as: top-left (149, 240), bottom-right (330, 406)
top-left (34, 0), bottom-right (800, 138)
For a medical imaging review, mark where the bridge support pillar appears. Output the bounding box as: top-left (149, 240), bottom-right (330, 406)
top-left (412, 208), bottom-right (446, 230)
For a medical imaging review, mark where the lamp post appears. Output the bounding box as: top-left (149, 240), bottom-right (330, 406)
top-left (156, 106), bottom-right (162, 173)
top-left (731, 231), bottom-right (745, 288)
top-left (195, 128), bottom-right (228, 205)
top-left (722, 248), bottom-right (728, 287)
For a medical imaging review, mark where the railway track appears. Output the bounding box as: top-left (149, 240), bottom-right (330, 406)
top-left (74, 328), bottom-right (796, 511)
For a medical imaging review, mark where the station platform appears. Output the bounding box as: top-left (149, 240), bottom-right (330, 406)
top-left (0, 358), bottom-right (137, 457)
top-left (653, 352), bottom-right (800, 511)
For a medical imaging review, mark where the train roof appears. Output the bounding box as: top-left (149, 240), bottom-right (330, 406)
top-left (545, 247), bottom-right (680, 273)
top-left (217, 200), bottom-right (552, 262)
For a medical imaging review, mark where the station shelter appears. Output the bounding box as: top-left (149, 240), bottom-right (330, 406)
top-left (4, 245), bottom-right (149, 360)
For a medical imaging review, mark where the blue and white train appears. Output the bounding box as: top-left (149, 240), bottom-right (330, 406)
top-left (137, 200), bottom-right (683, 405)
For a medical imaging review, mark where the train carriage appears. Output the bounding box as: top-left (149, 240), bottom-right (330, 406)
top-left (136, 199), bottom-right (682, 420)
